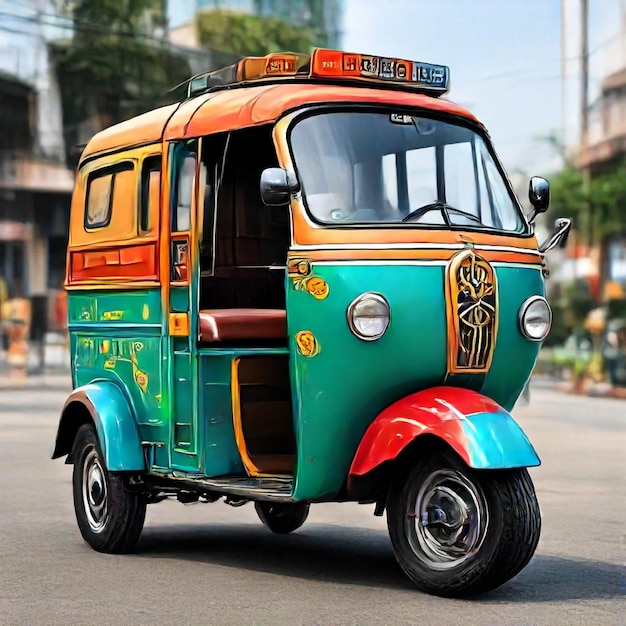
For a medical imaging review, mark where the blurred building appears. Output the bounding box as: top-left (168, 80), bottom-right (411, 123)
top-left (561, 0), bottom-right (626, 298)
top-left (0, 1), bottom-right (73, 338)
top-left (579, 67), bottom-right (626, 172)
top-left (168, 0), bottom-right (344, 50)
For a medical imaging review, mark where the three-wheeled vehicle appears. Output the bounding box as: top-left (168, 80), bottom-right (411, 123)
top-left (53, 48), bottom-right (571, 597)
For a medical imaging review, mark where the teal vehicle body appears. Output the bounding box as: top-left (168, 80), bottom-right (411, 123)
top-left (287, 262), bottom-right (545, 500)
top-left (52, 47), bottom-right (571, 596)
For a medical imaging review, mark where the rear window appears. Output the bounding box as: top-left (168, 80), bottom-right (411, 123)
top-left (85, 162), bottom-right (134, 230)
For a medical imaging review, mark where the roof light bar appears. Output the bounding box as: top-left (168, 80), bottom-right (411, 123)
top-left (310, 49), bottom-right (449, 92)
top-left (187, 48), bottom-right (450, 98)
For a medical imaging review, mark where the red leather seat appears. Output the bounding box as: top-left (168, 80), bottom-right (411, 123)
top-left (199, 309), bottom-right (287, 343)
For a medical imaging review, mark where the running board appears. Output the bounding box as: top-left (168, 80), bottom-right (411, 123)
top-left (144, 473), bottom-right (296, 502)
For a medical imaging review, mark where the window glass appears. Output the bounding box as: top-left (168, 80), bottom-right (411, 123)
top-left (86, 174), bottom-right (112, 228)
top-left (406, 147), bottom-right (437, 210)
top-left (85, 162), bottom-right (135, 232)
top-left (445, 142), bottom-right (478, 219)
top-left (174, 155), bottom-right (196, 232)
top-left (141, 157), bottom-right (161, 233)
top-left (382, 153), bottom-right (398, 211)
top-left (290, 111), bottom-right (528, 234)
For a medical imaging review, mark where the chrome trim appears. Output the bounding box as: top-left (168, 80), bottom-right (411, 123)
top-left (538, 218), bottom-right (572, 254)
top-left (82, 448), bottom-right (109, 533)
top-left (346, 292), bottom-right (390, 342)
top-left (145, 473), bottom-right (296, 502)
top-left (518, 295), bottom-right (552, 342)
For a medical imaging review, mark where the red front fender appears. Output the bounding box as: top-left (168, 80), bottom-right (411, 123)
top-left (349, 386), bottom-right (539, 481)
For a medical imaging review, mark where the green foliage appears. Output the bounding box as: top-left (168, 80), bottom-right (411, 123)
top-left (549, 160), bottom-right (626, 243)
top-left (196, 9), bottom-right (315, 57)
top-left (52, 0), bottom-right (191, 141)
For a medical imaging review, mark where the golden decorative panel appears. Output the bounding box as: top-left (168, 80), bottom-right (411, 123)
top-left (446, 249), bottom-right (497, 374)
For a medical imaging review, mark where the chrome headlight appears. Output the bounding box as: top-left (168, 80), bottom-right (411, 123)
top-left (347, 293), bottom-right (390, 341)
top-left (519, 296), bottom-right (552, 341)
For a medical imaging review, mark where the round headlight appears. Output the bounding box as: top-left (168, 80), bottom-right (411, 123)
top-left (519, 296), bottom-right (552, 341)
top-left (347, 293), bottom-right (390, 341)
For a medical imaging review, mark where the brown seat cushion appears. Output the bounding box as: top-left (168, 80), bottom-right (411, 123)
top-left (199, 309), bottom-right (287, 342)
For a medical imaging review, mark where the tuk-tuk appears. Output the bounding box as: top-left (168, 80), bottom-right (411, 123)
top-left (52, 48), bottom-right (570, 597)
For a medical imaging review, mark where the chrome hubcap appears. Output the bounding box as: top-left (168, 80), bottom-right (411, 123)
top-left (82, 448), bottom-right (108, 533)
top-left (407, 469), bottom-right (487, 570)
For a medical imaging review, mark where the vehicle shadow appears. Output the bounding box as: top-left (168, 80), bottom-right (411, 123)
top-left (136, 523), bottom-right (625, 600)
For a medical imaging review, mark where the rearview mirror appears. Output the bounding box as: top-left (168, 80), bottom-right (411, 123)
top-left (539, 217), bottom-right (571, 254)
top-left (260, 168), bottom-right (300, 206)
top-left (527, 176), bottom-right (550, 224)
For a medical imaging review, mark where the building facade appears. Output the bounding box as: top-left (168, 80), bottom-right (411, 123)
top-left (0, 2), bottom-right (73, 338)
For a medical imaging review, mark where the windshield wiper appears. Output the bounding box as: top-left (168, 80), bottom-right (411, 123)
top-left (402, 201), bottom-right (452, 223)
top-left (402, 201), bottom-right (482, 225)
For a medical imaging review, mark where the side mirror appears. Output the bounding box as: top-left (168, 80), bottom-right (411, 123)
top-left (260, 168), bottom-right (300, 206)
top-left (539, 217), bottom-right (572, 254)
top-left (527, 176), bottom-right (550, 224)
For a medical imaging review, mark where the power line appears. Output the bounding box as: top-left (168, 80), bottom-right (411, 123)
top-left (458, 27), bottom-right (625, 88)
top-left (0, 9), bottom-right (170, 45)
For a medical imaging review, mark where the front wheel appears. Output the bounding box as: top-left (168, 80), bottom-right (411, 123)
top-left (254, 502), bottom-right (310, 534)
top-left (387, 449), bottom-right (541, 597)
top-left (72, 424), bottom-right (146, 553)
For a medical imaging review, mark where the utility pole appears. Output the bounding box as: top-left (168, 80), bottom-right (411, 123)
top-left (580, 0), bottom-right (589, 159)
top-left (561, 0), bottom-right (568, 152)
top-left (579, 0), bottom-right (592, 290)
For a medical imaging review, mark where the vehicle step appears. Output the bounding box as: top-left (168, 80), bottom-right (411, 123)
top-left (146, 472), bottom-right (295, 501)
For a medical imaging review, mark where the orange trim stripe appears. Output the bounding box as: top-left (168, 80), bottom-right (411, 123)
top-left (231, 359), bottom-right (261, 477)
top-left (289, 248), bottom-right (542, 265)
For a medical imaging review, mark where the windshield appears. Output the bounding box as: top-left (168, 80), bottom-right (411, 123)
top-left (289, 111), bottom-right (527, 234)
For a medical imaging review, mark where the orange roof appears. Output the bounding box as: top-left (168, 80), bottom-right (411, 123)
top-left (80, 83), bottom-right (479, 163)
top-left (81, 103), bottom-right (179, 161)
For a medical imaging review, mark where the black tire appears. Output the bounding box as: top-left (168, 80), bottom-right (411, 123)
top-left (254, 502), bottom-right (310, 534)
top-left (387, 448), bottom-right (541, 597)
top-left (72, 424), bottom-right (146, 554)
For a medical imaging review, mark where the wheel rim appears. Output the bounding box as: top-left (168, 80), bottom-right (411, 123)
top-left (82, 448), bottom-right (108, 533)
top-left (407, 469), bottom-right (488, 571)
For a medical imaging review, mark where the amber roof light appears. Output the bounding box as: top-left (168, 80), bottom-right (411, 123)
top-left (186, 48), bottom-right (450, 98)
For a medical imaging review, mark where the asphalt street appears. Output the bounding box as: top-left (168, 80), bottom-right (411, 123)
top-left (0, 384), bottom-right (624, 625)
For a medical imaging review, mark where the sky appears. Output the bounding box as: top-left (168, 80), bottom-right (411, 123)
top-left (341, 0), bottom-right (625, 178)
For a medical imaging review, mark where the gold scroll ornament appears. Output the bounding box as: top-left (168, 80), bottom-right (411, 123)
top-left (446, 250), bottom-right (497, 374)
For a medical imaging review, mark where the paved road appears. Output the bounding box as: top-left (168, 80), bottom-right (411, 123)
top-left (0, 385), bottom-right (624, 625)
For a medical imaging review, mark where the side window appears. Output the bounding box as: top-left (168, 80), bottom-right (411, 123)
top-left (174, 154), bottom-right (196, 233)
top-left (86, 172), bottom-right (113, 228)
top-left (85, 162), bottom-right (134, 231)
top-left (141, 156), bottom-right (161, 234)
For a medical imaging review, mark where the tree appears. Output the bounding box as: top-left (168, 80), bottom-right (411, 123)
top-left (196, 9), bottom-right (315, 58)
top-left (51, 0), bottom-right (192, 164)
top-left (549, 160), bottom-right (626, 290)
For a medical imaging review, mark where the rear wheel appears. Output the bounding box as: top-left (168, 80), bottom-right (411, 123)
top-left (72, 424), bottom-right (146, 553)
top-left (254, 502), bottom-right (310, 534)
top-left (387, 449), bottom-right (541, 597)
